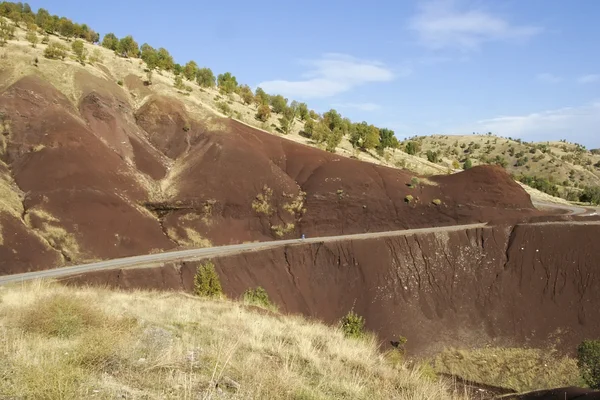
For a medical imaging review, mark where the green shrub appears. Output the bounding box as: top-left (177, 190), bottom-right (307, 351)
top-left (410, 177), bottom-right (420, 188)
top-left (432, 199), bottom-right (442, 206)
top-left (340, 310), bottom-right (365, 339)
top-left (243, 287), bottom-right (275, 310)
top-left (578, 340), bottom-right (600, 389)
top-left (43, 41), bottom-right (67, 60)
top-left (405, 195), bottom-right (414, 203)
top-left (193, 261), bottom-right (223, 298)
top-left (216, 101), bottom-right (232, 116)
top-left (117, 80), bottom-right (123, 86)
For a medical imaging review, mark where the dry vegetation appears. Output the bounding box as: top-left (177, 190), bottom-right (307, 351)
top-left (0, 282), bottom-right (462, 399)
top-left (433, 347), bottom-right (585, 393)
top-left (405, 134), bottom-right (600, 201)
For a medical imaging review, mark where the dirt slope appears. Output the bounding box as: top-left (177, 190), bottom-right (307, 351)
top-left (70, 222), bottom-right (600, 357)
top-left (0, 56), bottom-right (546, 274)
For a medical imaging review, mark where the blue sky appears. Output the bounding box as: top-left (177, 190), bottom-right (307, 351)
top-left (30, 0), bottom-right (600, 147)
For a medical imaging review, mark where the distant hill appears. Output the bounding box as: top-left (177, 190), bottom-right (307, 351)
top-left (401, 134), bottom-right (600, 201)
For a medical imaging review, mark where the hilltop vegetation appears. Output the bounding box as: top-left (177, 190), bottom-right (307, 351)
top-left (402, 134), bottom-right (600, 204)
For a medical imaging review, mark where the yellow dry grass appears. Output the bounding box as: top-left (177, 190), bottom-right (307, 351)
top-left (167, 226), bottom-right (212, 248)
top-left (24, 207), bottom-right (81, 261)
top-left (0, 282), bottom-right (461, 399)
top-left (433, 347), bottom-right (584, 392)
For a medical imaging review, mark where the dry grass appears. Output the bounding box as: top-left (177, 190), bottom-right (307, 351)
top-left (166, 226), bottom-right (212, 248)
top-left (433, 347), bottom-right (584, 392)
top-left (252, 185), bottom-right (274, 215)
top-left (0, 281), bottom-right (460, 399)
top-left (24, 207), bottom-right (81, 261)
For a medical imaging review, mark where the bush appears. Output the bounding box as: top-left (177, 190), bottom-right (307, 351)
top-left (43, 41), bottom-right (67, 60)
top-left (71, 39), bottom-right (87, 64)
top-left (243, 287), bottom-right (275, 310)
top-left (340, 310), bottom-right (365, 339)
top-left (26, 30), bottom-right (38, 47)
top-left (117, 80), bottom-right (123, 86)
top-left (463, 158), bottom-right (473, 169)
top-left (432, 199), bottom-right (442, 205)
top-left (426, 150), bottom-right (440, 163)
top-left (405, 141), bottom-right (420, 155)
top-left (578, 340), bottom-right (600, 388)
top-left (216, 101), bottom-right (232, 116)
top-left (256, 104), bottom-right (271, 122)
top-left (405, 195), bottom-right (414, 203)
top-left (193, 261), bottom-right (223, 297)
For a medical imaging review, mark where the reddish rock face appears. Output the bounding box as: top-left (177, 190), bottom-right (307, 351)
top-left (0, 73), bottom-right (546, 273)
top-left (66, 221), bottom-right (600, 356)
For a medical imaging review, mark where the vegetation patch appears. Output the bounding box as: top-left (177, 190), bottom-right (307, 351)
top-left (577, 339), bottom-right (600, 389)
top-left (193, 261), bottom-right (223, 298)
top-left (271, 223), bottom-right (295, 237)
top-left (24, 208), bottom-right (81, 261)
top-left (340, 310), bottom-right (366, 339)
top-left (433, 347), bottom-right (583, 392)
top-left (252, 185), bottom-right (273, 215)
top-left (242, 287), bottom-right (276, 311)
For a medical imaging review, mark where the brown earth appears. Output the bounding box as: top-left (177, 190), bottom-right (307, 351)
top-left (67, 221), bottom-right (600, 358)
top-left (0, 66), bottom-right (549, 273)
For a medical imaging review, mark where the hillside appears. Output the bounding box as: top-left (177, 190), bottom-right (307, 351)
top-left (0, 281), bottom-right (458, 399)
top-left (0, 18), bottom-right (544, 274)
top-left (403, 134), bottom-right (600, 201)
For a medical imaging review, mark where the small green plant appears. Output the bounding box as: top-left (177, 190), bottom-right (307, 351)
top-left (193, 261), bottom-right (223, 298)
top-left (216, 101), bottom-right (232, 116)
top-left (243, 287), bottom-right (275, 310)
top-left (117, 80), bottom-right (123, 86)
top-left (432, 199), bottom-right (442, 206)
top-left (340, 310), bottom-right (365, 339)
top-left (336, 189), bottom-right (345, 200)
top-left (577, 340), bottom-right (600, 389)
top-left (26, 30), bottom-right (38, 47)
top-left (410, 177), bottom-right (420, 188)
top-left (405, 195), bottom-right (414, 203)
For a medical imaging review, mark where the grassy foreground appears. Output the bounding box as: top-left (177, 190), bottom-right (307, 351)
top-left (0, 282), bottom-right (460, 399)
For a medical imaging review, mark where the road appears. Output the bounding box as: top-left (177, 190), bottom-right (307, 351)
top-left (0, 223), bottom-right (488, 285)
top-left (531, 200), bottom-right (594, 216)
top-left (1, 199), bottom-right (597, 286)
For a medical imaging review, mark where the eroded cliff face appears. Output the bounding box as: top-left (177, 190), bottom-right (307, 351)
top-left (68, 222), bottom-right (600, 355)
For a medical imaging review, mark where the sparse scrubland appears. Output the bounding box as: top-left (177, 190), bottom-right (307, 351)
top-left (0, 281), bottom-right (460, 399)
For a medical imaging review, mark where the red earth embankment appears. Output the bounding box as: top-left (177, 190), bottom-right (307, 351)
top-left (0, 72), bottom-right (547, 274)
top-left (67, 221), bottom-right (600, 355)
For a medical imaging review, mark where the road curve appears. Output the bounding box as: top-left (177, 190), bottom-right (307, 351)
top-left (531, 200), bottom-right (593, 216)
top-left (0, 223), bottom-right (488, 285)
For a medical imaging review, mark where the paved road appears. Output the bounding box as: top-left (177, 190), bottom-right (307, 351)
top-left (532, 200), bottom-right (593, 216)
top-left (0, 223), bottom-right (488, 285)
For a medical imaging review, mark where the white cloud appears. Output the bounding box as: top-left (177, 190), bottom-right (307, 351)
top-left (331, 102), bottom-right (381, 111)
top-left (257, 53), bottom-right (398, 99)
top-left (409, 0), bottom-right (542, 51)
top-left (578, 74), bottom-right (600, 84)
top-left (536, 73), bottom-right (562, 83)
top-left (466, 103), bottom-right (600, 146)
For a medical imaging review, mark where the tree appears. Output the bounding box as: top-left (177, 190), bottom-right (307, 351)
top-left (217, 72), bottom-right (238, 94)
top-left (378, 128), bottom-right (395, 150)
top-left (350, 122), bottom-right (379, 150)
top-left (71, 39), bottom-right (87, 64)
top-left (270, 94), bottom-right (288, 114)
top-left (405, 141), bottom-right (421, 155)
top-left (43, 41), bottom-right (67, 60)
top-left (463, 158), bottom-right (473, 170)
top-left (326, 127), bottom-right (343, 153)
top-left (140, 43), bottom-right (158, 69)
top-left (173, 63), bottom-right (183, 76)
top-left (26, 29), bottom-right (37, 47)
top-left (303, 118), bottom-right (315, 136)
top-left (426, 150), bottom-right (440, 163)
top-left (183, 60), bottom-right (198, 81)
top-left (323, 109), bottom-right (343, 131)
top-left (297, 103), bottom-right (309, 121)
top-left (254, 87), bottom-right (269, 106)
top-left (239, 84), bottom-right (254, 105)
top-left (279, 105), bottom-right (297, 134)
top-left (196, 67), bottom-right (216, 88)
top-left (102, 33), bottom-right (119, 51)
top-left (57, 17), bottom-right (73, 37)
top-left (193, 262), bottom-right (222, 298)
top-left (35, 7), bottom-right (50, 30)
top-left (156, 47), bottom-right (173, 71)
top-left (174, 74), bottom-right (184, 90)
top-left (117, 35), bottom-right (139, 58)
top-left (256, 104), bottom-right (271, 122)
top-left (578, 340), bottom-right (600, 389)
